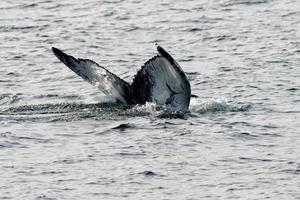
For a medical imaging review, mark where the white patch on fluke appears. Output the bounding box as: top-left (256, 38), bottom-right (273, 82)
top-left (52, 47), bottom-right (131, 104)
top-left (72, 59), bottom-right (129, 103)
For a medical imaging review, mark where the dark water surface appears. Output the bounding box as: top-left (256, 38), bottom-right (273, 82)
top-left (1, 0), bottom-right (300, 199)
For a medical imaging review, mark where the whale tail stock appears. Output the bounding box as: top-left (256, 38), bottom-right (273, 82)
top-left (52, 45), bottom-right (191, 111)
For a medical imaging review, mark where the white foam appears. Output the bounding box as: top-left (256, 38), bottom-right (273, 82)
top-left (130, 102), bottom-right (162, 114)
top-left (189, 97), bottom-right (232, 113)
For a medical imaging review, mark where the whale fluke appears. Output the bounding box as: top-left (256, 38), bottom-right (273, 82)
top-left (52, 46), bottom-right (191, 112)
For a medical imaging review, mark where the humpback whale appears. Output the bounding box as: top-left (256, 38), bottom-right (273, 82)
top-left (52, 45), bottom-right (191, 112)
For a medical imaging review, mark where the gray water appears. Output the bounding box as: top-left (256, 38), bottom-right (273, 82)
top-left (1, 0), bottom-right (300, 199)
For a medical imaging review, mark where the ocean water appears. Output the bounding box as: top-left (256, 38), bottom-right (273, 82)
top-left (0, 0), bottom-right (300, 199)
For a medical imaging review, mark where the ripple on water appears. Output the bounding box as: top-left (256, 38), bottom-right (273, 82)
top-left (140, 171), bottom-right (159, 177)
top-left (0, 93), bottom-right (24, 106)
top-left (0, 131), bottom-right (53, 149)
top-left (111, 123), bottom-right (135, 131)
top-left (222, 0), bottom-right (270, 7)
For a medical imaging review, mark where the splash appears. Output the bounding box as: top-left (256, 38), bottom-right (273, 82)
top-left (129, 102), bottom-right (162, 115)
top-left (0, 98), bottom-right (251, 123)
top-left (189, 97), bottom-right (250, 114)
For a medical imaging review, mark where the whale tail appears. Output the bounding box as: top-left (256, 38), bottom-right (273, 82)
top-left (52, 46), bottom-right (191, 111)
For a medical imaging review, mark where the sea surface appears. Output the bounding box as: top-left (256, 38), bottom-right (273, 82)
top-left (1, 0), bottom-right (300, 199)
